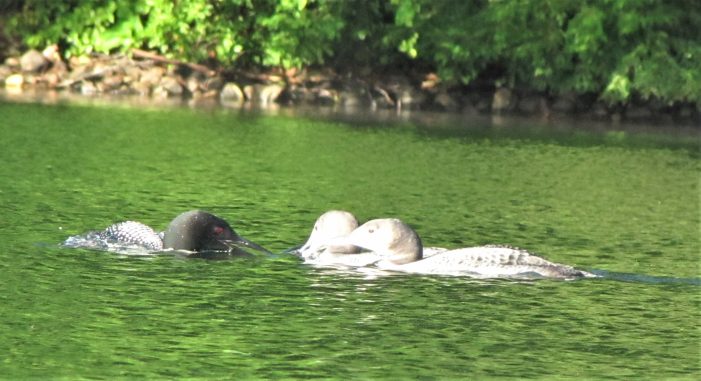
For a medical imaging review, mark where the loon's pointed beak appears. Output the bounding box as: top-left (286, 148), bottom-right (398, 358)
top-left (221, 236), bottom-right (273, 256)
top-left (284, 244), bottom-right (304, 256)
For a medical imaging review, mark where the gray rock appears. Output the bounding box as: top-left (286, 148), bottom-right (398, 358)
top-left (131, 81), bottom-right (152, 96)
top-left (152, 86), bottom-right (169, 98)
top-left (139, 66), bottom-right (165, 87)
top-left (592, 102), bottom-right (609, 117)
top-left (461, 102), bottom-right (478, 116)
top-left (0, 65), bottom-right (12, 81)
top-left (435, 91), bottom-right (458, 111)
top-left (259, 84), bottom-right (284, 105)
top-left (20, 49), bottom-right (49, 73)
top-left (244, 83), bottom-right (284, 105)
top-left (4, 57), bottom-right (20, 69)
top-left (678, 105), bottom-right (694, 118)
top-left (314, 88), bottom-right (335, 105)
top-left (159, 76), bottom-right (183, 95)
top-left (284, 85), bottom-right (315, 104)
top-left (220, 82), bottom-right (244, 102)
top-left (492, 87), bottom-right (513, 112)
top-left (41, 45), bottom-right (66, 75)
top-left (384, 76), bottom-right (424, 109)
top-left (123, 65), bottom-right (142, 83)
top-left (625, 105), bottom-right (652, 119)
top-left (339, 89), bottom-right (364, 108)
top-left (22, 74), bottom-right (37, 85)
top-left (475, 98), bottom-right (491, 112)
top-left (517, 95), bottom-right (546, 114)
top-left (42, 72), bottom-right (61, 88)
top-left (4, 73), bottom-right (24, 88)
top-left (551, 93), bottom-right (577, 113)
top-left (66, 63), bottom-right (90, 82)
top-left (203, 76), bottom-right (224, 91)
top-left (395, 88), bottom-right (426, 108)
top-left (98, 73), bottom-right (124, 92)
top-left (336, 80), bottom-right (368, 107)
top-left (186, 75), bottom-right (202, 93)
top-left (80, 80), bottom-right (97, 95)
top-left (82, 63), bottom-right (111, 81)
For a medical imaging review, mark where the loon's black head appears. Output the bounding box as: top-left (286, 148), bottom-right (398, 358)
top-left (162, 210), bottom-right (269, 255)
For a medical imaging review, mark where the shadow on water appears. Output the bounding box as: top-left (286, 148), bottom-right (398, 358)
top-left (591, 269), bottom-right (701, 285)
top-left (326, 112), bottom-right (700, 156)
top-left (1, 90), bottom-right (698, 156)
top-left (240, 103), bottom-right (701, 154)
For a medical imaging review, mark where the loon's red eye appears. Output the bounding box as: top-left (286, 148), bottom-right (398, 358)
top-left (213, 226), bottom-right (225, 236)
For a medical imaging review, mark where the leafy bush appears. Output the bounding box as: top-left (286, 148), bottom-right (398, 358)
top-left (391, 0), bottom-right (701, 103)
top-left (2, 0), bottom-right (344, 68)
top-left (2, 0), bottom-right (699, 104)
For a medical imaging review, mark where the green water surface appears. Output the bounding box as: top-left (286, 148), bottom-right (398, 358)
top-left (0, 99), bottom-right (699, 379)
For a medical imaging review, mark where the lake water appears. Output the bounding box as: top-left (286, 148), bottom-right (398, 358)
top-left (0, 95), bottom-right (699, 379)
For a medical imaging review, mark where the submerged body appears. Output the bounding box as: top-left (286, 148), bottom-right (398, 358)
top-left (379, 245), bottom-right (593, 278)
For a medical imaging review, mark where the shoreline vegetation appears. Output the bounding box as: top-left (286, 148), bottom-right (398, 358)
top-left (1, 1), bottom-right (699, 124)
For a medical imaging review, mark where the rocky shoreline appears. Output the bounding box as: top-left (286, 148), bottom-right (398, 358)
top-left (1, 46), bottom-right (698, 124)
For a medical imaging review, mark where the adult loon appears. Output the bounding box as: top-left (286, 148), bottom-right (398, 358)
top-left (298, 212), bottom-right (595, 279)
top-left (64, 210), bottom-right (270, 256)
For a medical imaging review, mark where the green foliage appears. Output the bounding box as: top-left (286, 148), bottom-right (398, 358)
top-left (1, 0), bottom-right (699, 104)
top-left (601, 0), bottom-right (701, 103)
top-left (398, 0), bottom-right (700, 104)
top-left (3, 0), bottom-right (344, 68)
top-left (257, 0), bottom-right (344, 67)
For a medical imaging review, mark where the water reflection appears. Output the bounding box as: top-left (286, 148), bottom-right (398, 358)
top-left (592, 270), bottom-right (701, 285)
top-left (2, 89), bottom-right (698, 153)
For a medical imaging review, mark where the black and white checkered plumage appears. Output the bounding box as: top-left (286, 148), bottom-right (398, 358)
top-left (99, 221), bottom-right (164, 251)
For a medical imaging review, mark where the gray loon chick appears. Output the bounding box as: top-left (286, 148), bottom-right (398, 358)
top-left (92, 210), bottom-right (270, 255)
top-left (295, 210), bottom-right (448, 264)
top-left (345, 218), bottom-right (597, 279)
top-left (303, 217), bottom-right (596, 279)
